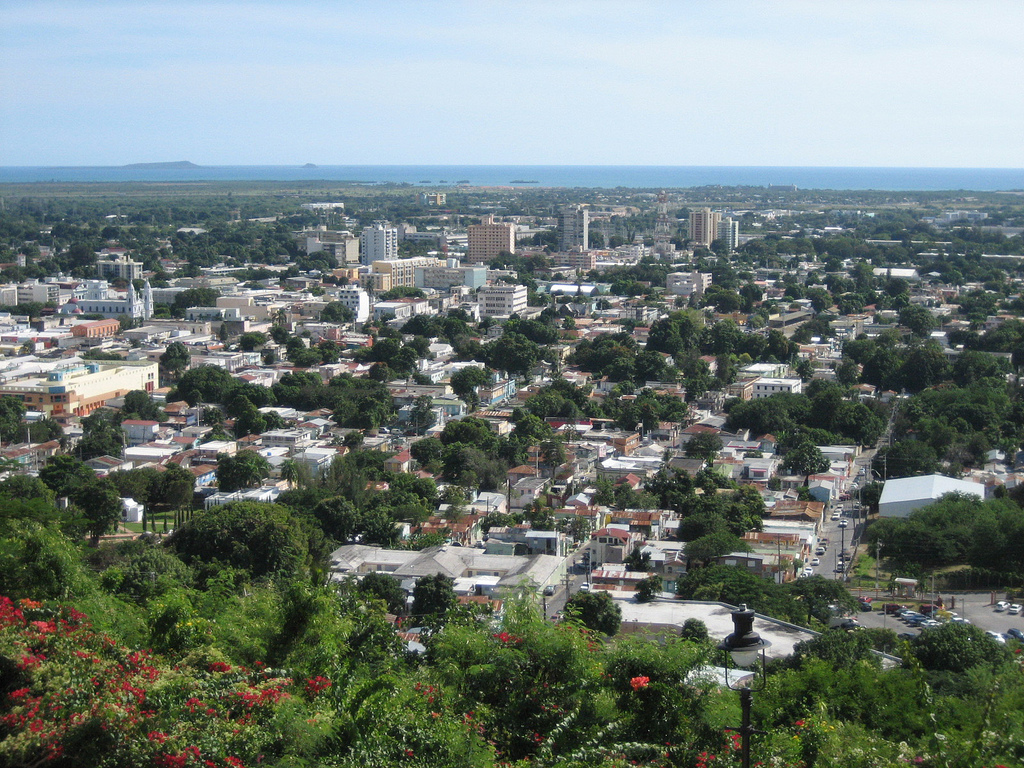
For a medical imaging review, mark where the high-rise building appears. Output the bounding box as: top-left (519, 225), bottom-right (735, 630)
top-left (689, 208), bottom-right (722, 248)
top-left (467, 214), bottom-right (515, 264)
top-left (359, 221), bottom-right (398, 265)
top-left (558, 206), bottom-right (589, 251)
top-left (717, 218), bottom-right (739, 252)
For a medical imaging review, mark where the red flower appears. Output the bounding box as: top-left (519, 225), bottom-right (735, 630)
top-left (209, 662), bottom-right (232, 673)
top-left (629, 676), bottom-right (650, 691)
top-left (305, 676), bottom-right (332, 697)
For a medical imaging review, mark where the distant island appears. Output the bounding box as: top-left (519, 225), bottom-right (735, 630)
top-left (122, 160), bottom-right (199, 169)
top-left (511, 179), bottom-right (539, 184)
top-left (303, 163), bottom-right (317, 168)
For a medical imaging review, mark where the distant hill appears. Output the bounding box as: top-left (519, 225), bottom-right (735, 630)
top-left (121, 160), bottom-right (200, 169)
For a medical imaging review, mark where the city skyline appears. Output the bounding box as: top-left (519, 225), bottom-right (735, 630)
top-left (2, 1), bottom-right (1022, 169)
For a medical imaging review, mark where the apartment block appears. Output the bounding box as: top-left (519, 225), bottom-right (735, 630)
top-left (689, 208), bottom-right (722, 248)
top-left (467, 214), bottom-right (515, 264)
top-left (360, 222), bottom-right (398, 265)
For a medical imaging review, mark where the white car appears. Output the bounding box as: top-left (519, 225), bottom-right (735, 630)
top-left (838, 520), bottom-right (849, 529)
top-left (830, 513), bottom-right (841, 521)
top-left (986, 631), bottom-right (1007, 644)
top-left (995, 601), bottom-right (1010, 612)
top-left (811, 558), bottom-right (821, 567)
top-left (1009, 604), bottom-right (1022, 615)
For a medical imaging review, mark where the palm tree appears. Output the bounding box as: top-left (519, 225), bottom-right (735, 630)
top-left (280, 459), bottom-right (300, 489)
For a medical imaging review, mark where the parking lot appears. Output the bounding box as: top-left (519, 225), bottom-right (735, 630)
top-left (854, 592), bottom-right (1024, 639)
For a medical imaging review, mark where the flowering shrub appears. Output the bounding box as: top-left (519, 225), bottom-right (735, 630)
top-left (629, 676), bottom-right (650, 691)
top-left (0, 595), bottom-right (299, 767)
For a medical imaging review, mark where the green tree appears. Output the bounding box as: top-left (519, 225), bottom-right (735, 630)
top-left (450, 365), bottom-right (491, 407)
top-left (78, 410), bottom-right (125, 460)
top-left (899, 304), bottom-right (937, 338)
top-left (355, 572), bottom-right (407, 614)
top-left (120, 389), bottom-right (164, 422)
top-left (168, 501), bottom-right (322, 580)
top-left (684, 432), bottom-right (722, 463)
top-left (784, 440), bottom-right (830, 484)
top-left (0, 395), bottom-right (27, 444)
top-left (684, 531), bottom-right (748, 567)
top-left (71, 478), bottom-right (123, 543)
top-left (635, 573), bottom-right (661, 603)
top-left (565, 590), bottom-right (622, 635)
top-left (911, 621), bottom-right (1012, 672)
top-left (217, 451), bottom-right (271, 492)
top-left (39, 454), bottom-right (96, 498)
top-left (411, 573), bottom-right (457, 620)
top-left (159, 341), bottom-right (191, 380)
top-left (238, 331), bottom-right (268, 351)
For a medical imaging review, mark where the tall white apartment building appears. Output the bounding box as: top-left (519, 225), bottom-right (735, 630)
top-left (467, 214), bottom-right (515, 264)
top-left (480, 284), bottom-right (528, 318)
top-left (689, 208), bottom-right (722, 248)
top-left (717, 218), bottom-right (740, 252)
top-left (331, 285), bottom-right (371, 323)
top-left (360, 221), bottom-right (398, 265)
top-left (557, 206), bottom-right (589, 251)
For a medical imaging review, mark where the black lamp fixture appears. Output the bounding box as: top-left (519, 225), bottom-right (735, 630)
top-left (718, 604), bottom-right (771, 768)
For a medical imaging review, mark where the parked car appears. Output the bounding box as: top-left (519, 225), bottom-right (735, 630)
top-left (1007, 628), bottom-right (1024, 641)
top-left (919, 604), bottom-right (941, 616)
top-left (838, 520), bottom-right (849, 528)
top-left (543, 585), bottom-right (555, 596)
top-left (1009, 604), bottom-right (1022, 615)
top-left (995, 601), bottom-right (1010, 612)
top-left (815, 547), bottom-right (826, 556)
top-left (986, 630), bottom-right (1007, 644)
top-left (859, 601), bottom-right (873, 612)
top-left (811, 558), bottom-right (820, 567)
top-left (884, 603), bottom-right (906, 615)
top-left (578, 584), bottom-right (591, 593)
top-left (830, 512), bottom-right (841, 521)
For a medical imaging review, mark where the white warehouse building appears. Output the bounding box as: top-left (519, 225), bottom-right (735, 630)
top-left (877, 474), bottom-right (986, 518)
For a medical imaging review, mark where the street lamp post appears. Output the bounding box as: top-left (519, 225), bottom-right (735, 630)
top-left (719, 604), bottom-right (772, 768)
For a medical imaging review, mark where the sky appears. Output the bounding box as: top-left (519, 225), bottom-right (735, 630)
top-left (2, 0), bottom-right (1022, 168)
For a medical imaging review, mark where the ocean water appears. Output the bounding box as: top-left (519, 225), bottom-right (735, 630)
top-left (1, 164), bottom-right (1023, 191)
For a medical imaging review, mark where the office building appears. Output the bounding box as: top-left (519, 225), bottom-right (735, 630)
top-left (467, 214), bottom-right (516, 264)
top-left (689, 208), bottom-right (722, 248)
top-left (557, 206), bottom-right (589, 251)
top-left (480, 284), bottom-right (528, 318)
top-left (360, 222), bottom-right (398, 265)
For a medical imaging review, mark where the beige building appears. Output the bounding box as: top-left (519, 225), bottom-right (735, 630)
top-left (0, 360), bottom-right (158, 417)
top-left (367, 257), bottom-right (443, 292)
top-left (689, 208), bottom-right (722, 248)
top-left (467, 214), bottom-right (515, 264)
